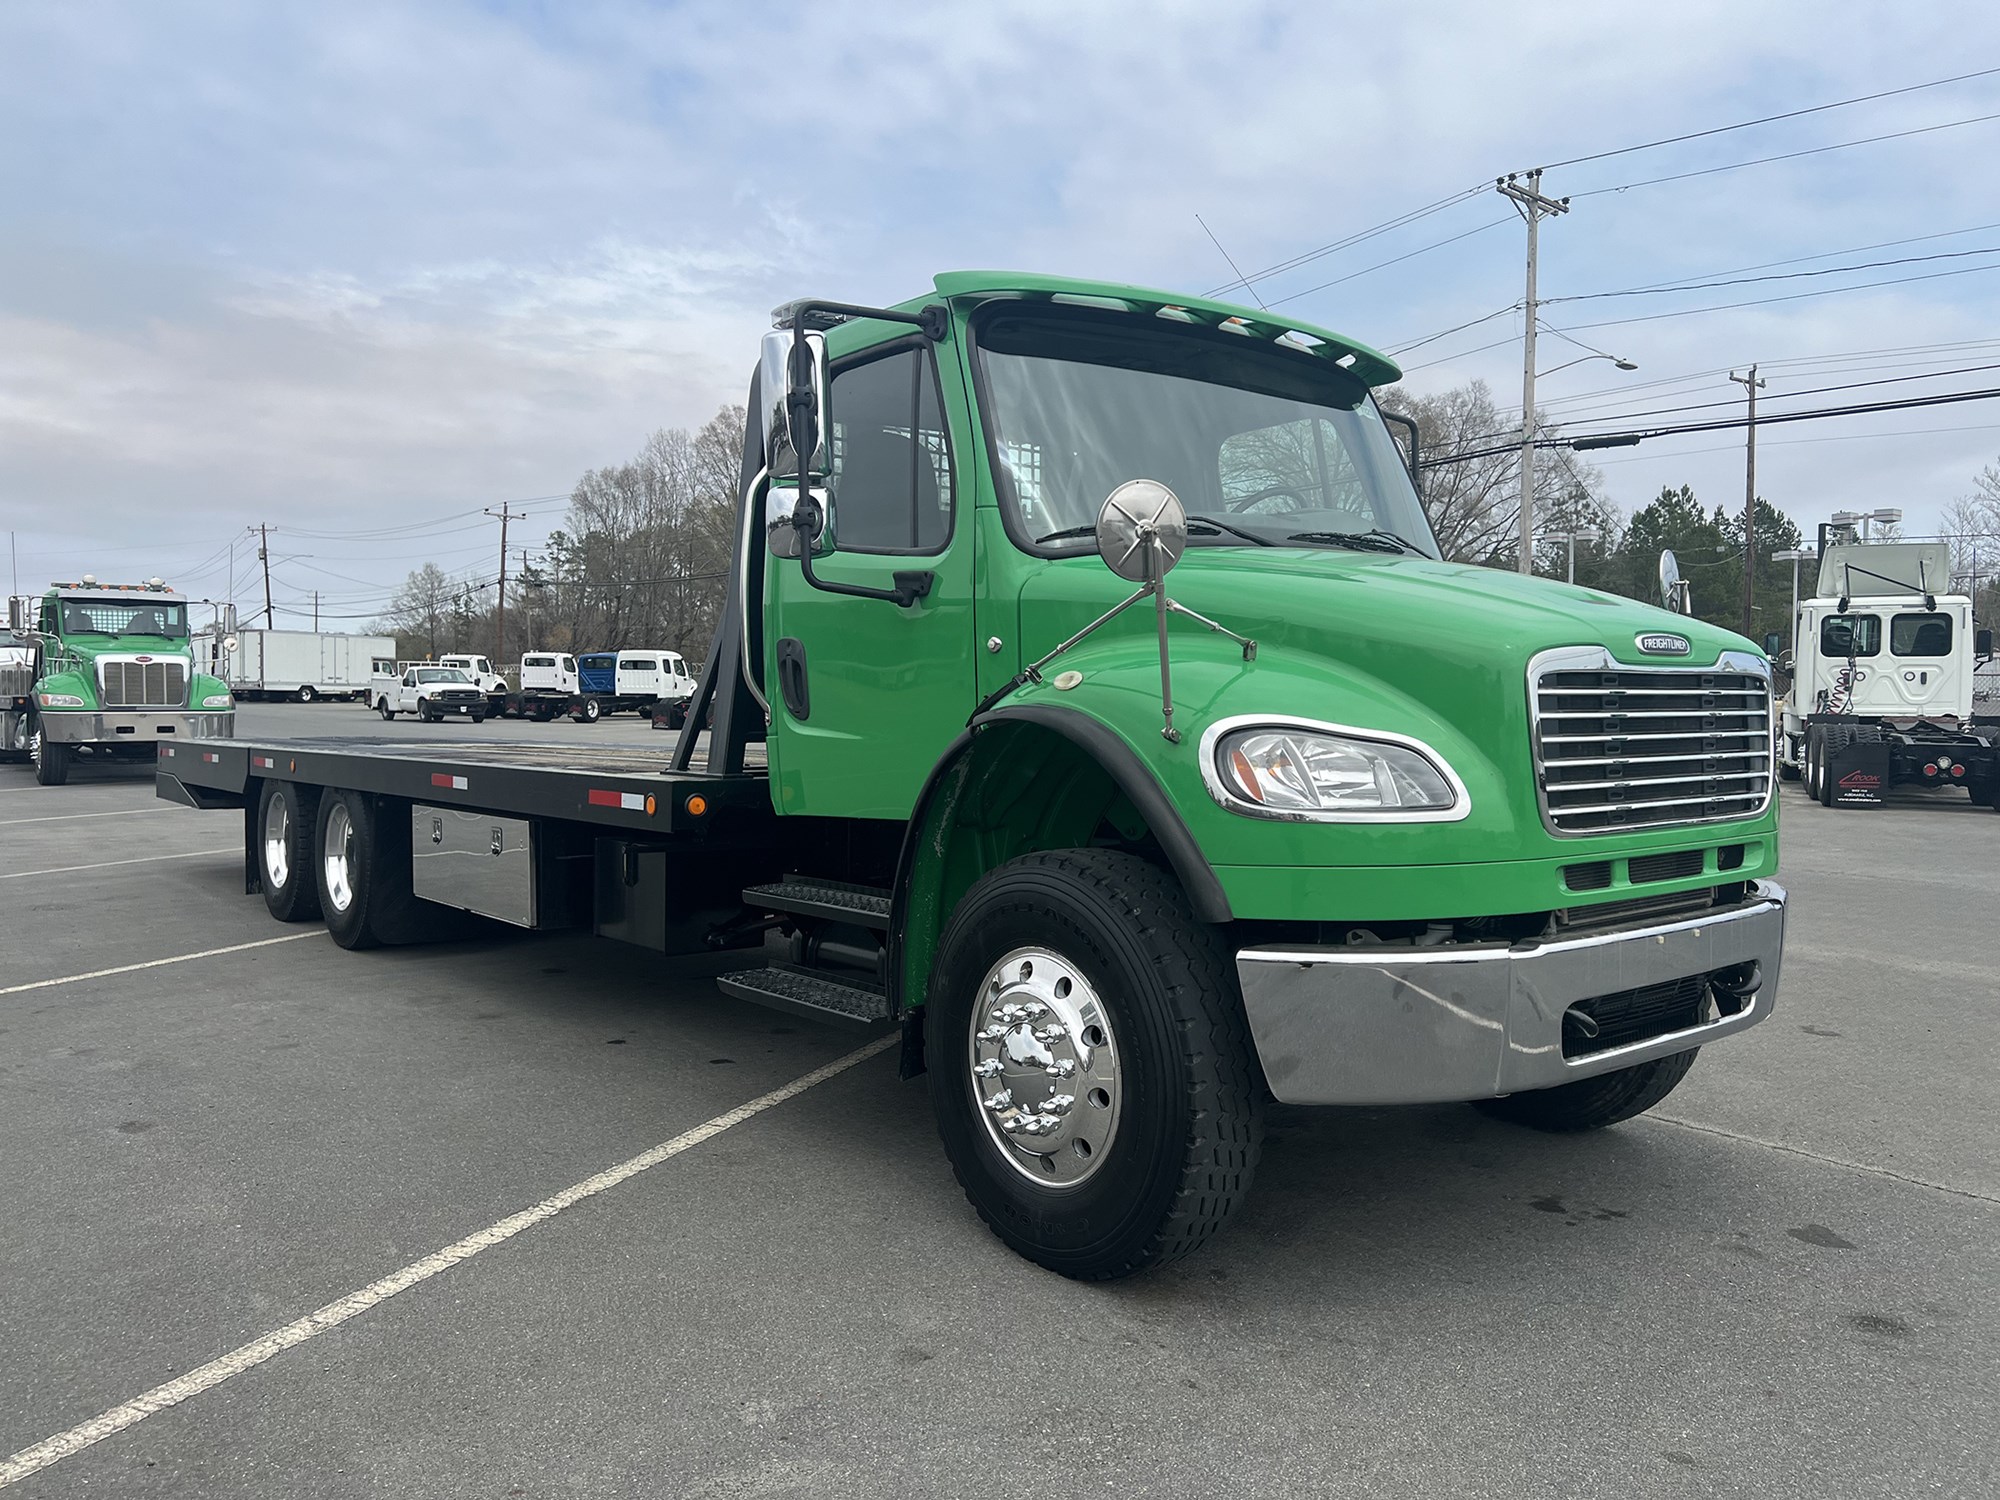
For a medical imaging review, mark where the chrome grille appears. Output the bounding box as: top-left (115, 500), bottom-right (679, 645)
top-left (99, 659), bottom-right (188, 708)
top-left (1531, 654), bottom-right (1772, 835)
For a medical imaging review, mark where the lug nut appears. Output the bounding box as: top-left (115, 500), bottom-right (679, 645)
top-left (973, 1059), bottom-right (1003, 1079)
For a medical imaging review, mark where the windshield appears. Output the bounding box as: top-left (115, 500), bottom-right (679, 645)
top-left (974, 308), bottom-right (1437, 558)
top-left (57, 599), bottom-right (188, 638)
top-left (417, 668), bottom-right (470, 684)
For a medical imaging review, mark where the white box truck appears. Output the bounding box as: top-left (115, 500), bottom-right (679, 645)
top-left (193, 628), bottom-right (397, 702)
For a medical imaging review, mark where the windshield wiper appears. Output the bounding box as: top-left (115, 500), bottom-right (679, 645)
top-left (1286, 528), bottom-right (1423, 555)
top-left (1038, 517), bottom-right (1275, 548)
top-left (1185, 514), bottom-right (1275, 547)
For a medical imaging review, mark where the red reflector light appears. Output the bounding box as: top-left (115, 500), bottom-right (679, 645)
top-left (1951, 763), bottom-right (1965, 777)
top-left (1923, 763), bottom-right (1937, 776)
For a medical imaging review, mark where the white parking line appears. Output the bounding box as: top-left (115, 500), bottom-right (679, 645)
top-left (0, 848), bottom-right (237, 881)
top-left (0, 932), bottom-right (323, 997)
top-left (0, 808), bottom-right (175, 826)
top-left (0, 1031), bottom-right (898, 1488)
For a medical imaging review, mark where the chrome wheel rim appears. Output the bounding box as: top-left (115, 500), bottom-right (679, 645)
top-left (967, 946), bottom-right (1121, 1188)
top-left (322, 803), bottom-right (356, 913)
top-left (263, 795), bottom-right (291, 889)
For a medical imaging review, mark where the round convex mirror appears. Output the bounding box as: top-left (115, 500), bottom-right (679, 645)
top-left (1096, 480), bottom-right (1189, 583)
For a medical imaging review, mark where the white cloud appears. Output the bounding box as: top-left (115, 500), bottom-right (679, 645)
top-left (3, 0), bottom-right (2000, 607)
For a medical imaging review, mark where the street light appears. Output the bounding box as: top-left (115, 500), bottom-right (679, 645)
top-left (1550, 526), bottom-right (1603, 583)
top-left (1772, 547), bottom-right (1813, 630)
top-left (1518, 348), bottom-right (1637, 574)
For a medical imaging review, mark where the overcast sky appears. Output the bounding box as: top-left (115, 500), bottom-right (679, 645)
top-left (4, 1), bottom-right (1999, 626)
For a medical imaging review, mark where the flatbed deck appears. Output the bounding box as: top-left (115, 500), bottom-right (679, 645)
top-left (158, 733), bottom-right (771, 836)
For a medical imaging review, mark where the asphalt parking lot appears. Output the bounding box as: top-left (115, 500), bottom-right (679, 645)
top-left (2, 706), bottom-right (1995, 1498)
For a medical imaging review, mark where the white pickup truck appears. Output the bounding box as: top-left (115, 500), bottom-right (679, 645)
top-left (375, 666), bottom-right (487, 723)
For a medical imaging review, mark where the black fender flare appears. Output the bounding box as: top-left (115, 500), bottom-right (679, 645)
top-left (887, 703), bottom-right (1232, 1011)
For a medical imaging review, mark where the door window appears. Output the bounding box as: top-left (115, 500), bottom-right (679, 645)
top-left (828, 346), bottom-right (954, 553)
top-left (1819, 614), bottom-right (1880, 658)
top-left (1890, 613), bottom-right (1952, 656)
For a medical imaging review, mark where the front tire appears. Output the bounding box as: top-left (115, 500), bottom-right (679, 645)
top-left (31, 729), bottom-right (70, 786)
top-left (581, 697), bottom-right (602, 724)
top-left (258, 780), bottom-right (322, 922)
top-left (926, 848), bottom-right (1263, 1280)
top-left (1473, 1049), bottom-right (1697, 1132)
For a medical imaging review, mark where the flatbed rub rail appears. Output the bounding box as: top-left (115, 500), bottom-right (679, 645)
top-left (157, 737), bottom-right (770, 838)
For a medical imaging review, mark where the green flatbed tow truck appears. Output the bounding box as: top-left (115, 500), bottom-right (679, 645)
top-left (159, 272), bottom-right (1786, 1279)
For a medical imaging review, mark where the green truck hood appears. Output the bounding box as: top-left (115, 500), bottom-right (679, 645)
top-left (1010, 548), bottom-right (1776, 917)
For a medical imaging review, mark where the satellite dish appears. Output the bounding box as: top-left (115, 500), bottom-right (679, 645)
top-left (1658, 549), bottom-right (1681, 606)
top-left (1096, 480), bottom-right (1188, 583)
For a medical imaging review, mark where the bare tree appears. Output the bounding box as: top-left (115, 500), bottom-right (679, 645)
top-left (386, 562), bottom-right (454, 657)
top-left (1383, 379), bottom-right (1610, 568)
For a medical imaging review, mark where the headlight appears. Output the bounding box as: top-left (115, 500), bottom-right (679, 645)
top-left (39, 693), bottom-right (86, 708)
top-left (202, 694), bottom-right (233, 708)
top-left (1204, 719), bottom-right (1466, 821)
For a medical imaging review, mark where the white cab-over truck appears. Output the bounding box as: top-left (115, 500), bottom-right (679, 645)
top-left (1777, 533), bottom-right (1998, 807)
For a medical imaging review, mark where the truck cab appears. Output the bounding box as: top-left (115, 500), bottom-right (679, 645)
top-left (438, 654), bottom-right (506, 697)
top-left (9, 579), bottom-right (233, 785)
top-left (519, 652), bottom-right (578, 695)
top-left (1779, 536), bottom-right (1998, 805)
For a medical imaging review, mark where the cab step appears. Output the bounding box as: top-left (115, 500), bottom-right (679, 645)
top-left (741, 878), bottom-right (892, 930)
top-left (715, 964), bottom-right (892, 1029)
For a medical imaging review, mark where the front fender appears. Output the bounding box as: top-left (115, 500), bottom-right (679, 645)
top-left (996, 631), bottom-right (1513, 870)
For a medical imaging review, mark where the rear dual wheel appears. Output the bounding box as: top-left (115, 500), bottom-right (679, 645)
top-left (257, 780), bottom-right (322, 922)
top-left (926, 848), bottom-right (1263, 1281)
top-left (314, 789), bottom-right (427, 949)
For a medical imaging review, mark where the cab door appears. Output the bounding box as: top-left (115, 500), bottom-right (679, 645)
top-left (764, 335), bottom-right (975, 820)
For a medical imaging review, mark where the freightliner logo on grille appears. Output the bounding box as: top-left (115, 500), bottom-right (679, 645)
top-left (1635, 633), bottom-right (1692, 655)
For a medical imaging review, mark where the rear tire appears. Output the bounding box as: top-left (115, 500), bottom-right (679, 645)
top-left (297, 684), bottom-right (317, 704)
top-left (925, 848), bottom-right (1263, 1280)
top-left (377, 698), bottom-right (395, 721)
top-left (258, 780), bottom-right (322, 922)
top-left (581, 697), bottom-right (602, 723)
top-left (1818, 723), bottom-right (1853, 807)
top-left (314, 789), bottom-right (428, 950)
top-left (1473, 1049), bottom-right (1697, 1132)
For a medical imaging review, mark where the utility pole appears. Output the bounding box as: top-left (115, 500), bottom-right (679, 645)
top-left (1728, 365), bottom-right (1765, 635)
top-left (485, 502), bottom-right (519, 662)
top-left (258, 523), bottom-right (274, 627)
top-left (1497, 170), bottom-right (1569, 574)
top-left (313, 590), bottom-right (320, 631)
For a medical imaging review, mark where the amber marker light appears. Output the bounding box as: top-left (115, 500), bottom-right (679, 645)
top-left (685, 794), bottom-right (707, 817)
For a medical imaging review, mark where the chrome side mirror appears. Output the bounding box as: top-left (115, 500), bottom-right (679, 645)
top-left (766, 486), bottom-right (834, 558)
top-left (759, 329), bottom-right (829, 481)
top-left (222, 634), bottom-right (239, 653)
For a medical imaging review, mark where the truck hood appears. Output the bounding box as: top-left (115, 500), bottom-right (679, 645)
top-left (57, 635), bottom-right (193, 661)
top-left (1021, 546), bottom-right (1760, 747)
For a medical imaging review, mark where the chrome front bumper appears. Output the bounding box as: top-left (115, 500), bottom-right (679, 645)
top-left (39, 710), bottom-right (236, 744)
top-left (1236, 881), bottom-right (1786, 1105)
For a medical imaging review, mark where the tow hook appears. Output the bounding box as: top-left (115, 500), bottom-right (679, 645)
top-left (1708, 961), bottom-right (1762, 1016)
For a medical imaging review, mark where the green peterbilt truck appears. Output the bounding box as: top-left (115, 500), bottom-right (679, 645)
top-left (158, 272), bottom-right (1786, 1278)
top-left (10, 579), bottom-right (234, 784)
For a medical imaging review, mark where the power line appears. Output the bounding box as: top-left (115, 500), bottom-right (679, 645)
top-left (1538, 65), bottom-right (2000, 170)
top-left (1265, 218), bottom-right (1512, 309)
top-left (1547, 243), bottom-right (2000, 304)
top-left (1386, 304), bottom-right (1521, 357)
top-left (1202, 184), bottom-right (1489, 298)
top-left (1568, 109), bottom-right (2000, 198)
top-left (1422, 384), bottom-right (2000, 468)
top-left (1557, 259), bottom-right (2000, 334)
